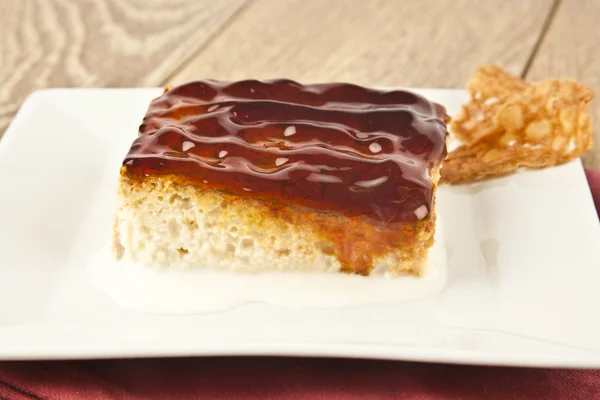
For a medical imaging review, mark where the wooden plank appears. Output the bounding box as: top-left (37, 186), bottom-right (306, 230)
top-left (170, 0), bottom-right (554, 89)
top-left (0, 0), bottom-right (247, 136)
top-left (525, 0), bottom-right (600, 169)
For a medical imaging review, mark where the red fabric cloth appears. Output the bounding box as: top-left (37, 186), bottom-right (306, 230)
top-left (1, 358), bottom-right (600, 400)
top-left (1, 169), bottom-right (599, 400)
top-left (587, 169), bottom-right (600, 220)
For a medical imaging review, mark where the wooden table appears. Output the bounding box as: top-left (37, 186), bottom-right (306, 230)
top-left (1, 0), bottom-right (598, 169)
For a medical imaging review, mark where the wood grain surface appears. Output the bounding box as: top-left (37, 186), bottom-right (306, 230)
top-left (169, 0), bottom-right (554, 88)
top-left (0, 0), bottom-right (247, 137)
top-left (525, 0), bottom-right (600, 169)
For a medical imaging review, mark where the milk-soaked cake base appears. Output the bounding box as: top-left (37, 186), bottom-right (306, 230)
top-left (95, 219), bottom-right (447, 313)
top-left (113, 173), bottom-right (440, 277)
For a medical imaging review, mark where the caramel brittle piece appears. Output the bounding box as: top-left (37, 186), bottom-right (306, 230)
top-left (442, 77), bottom-right (594, 184)
top-left (450, 65), bottom-right (527, 144)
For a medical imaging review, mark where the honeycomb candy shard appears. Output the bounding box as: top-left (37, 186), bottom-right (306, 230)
top-left (443, 66), bottom-right (594, 184)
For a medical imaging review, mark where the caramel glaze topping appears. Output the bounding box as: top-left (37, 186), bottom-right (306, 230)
top-left (123, 80), bottom-right (449, 224)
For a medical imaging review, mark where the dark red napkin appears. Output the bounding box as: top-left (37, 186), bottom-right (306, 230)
top-left (1, 170), bottom-right (599, 400)
top-left (2, 357), bottom-right (600, 400)
top-left (587, 168), bottom-right (600, 219)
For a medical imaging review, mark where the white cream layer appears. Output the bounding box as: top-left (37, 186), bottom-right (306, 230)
top-left (88, 220), bottom-right (447, 314)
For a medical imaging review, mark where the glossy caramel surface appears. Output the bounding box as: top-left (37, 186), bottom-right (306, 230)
top-left (123, 80), bottom-right (448, 223)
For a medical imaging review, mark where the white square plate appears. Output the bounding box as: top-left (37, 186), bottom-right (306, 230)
top-left (1, 88), bottom-right (599, 367)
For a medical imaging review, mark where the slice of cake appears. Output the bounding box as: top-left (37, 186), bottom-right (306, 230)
top-left (112, 80), bottom-right (449, 276)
